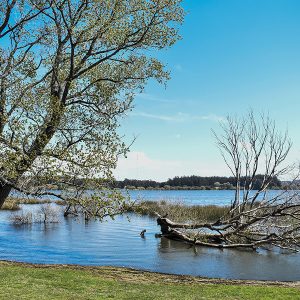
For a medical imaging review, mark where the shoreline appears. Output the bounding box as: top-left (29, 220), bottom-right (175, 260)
top-left (1, 260), bottom-right (300, 288)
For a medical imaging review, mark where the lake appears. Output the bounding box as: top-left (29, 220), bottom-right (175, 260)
top-left (127, 189), bottom-right (284, 206)
top-left (11, 188), bottom-right (284, 206)
top-left (1, 189), bottom-right (300, 281)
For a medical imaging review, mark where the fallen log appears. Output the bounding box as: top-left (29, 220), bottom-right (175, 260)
top-left (155, 209), bottom-right (300, 252)
top-left (156, 215), bottom-right (231, 231)
top-left (156, 214), bottom-right (257, 250)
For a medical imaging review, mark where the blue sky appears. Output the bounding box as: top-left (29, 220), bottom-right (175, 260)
top-left (115, 0), bottom-right (300, 181)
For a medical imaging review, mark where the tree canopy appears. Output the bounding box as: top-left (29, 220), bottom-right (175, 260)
top-left (0, 0), bottom-right (184, 214)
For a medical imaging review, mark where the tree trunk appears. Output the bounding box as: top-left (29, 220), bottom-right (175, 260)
top-left (0, 185), bottom-right (12, 208)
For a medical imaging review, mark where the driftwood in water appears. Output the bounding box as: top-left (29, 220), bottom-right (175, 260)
top-left (156, 212), bottom-right (300, 251)
top-left (157, 215), bottom-right (225, 245)
top-left (156, 215), bottom-right (254, 249)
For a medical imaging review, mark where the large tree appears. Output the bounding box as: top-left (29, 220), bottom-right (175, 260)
top-left (0, 0), bottom-right (184, 213)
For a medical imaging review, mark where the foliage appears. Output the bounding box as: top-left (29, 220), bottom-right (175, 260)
top-left (62, 188), bottom-right (133, 220)
top-left (0, 0), bottom-right (184, 218)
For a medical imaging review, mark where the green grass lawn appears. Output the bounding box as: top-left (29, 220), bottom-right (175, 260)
top-left (0, 261), bottom-right (299, 300)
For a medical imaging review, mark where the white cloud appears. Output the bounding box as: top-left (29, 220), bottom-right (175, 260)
top-left (114, 151), bottom-right (230, 181)
top-left (130, 111), bottom-right (224, 123)
top-left (130, 111), bottom-right (188, 122)
top-left (114, 151), bottom-right (181, 181)
top-left (194, 114), bottom-right (225, 122)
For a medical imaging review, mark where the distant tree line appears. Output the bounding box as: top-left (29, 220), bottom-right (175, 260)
top-left (113, 175), bottom-right (282, 190)
top-left (38, 175), bottom-right (283, 191)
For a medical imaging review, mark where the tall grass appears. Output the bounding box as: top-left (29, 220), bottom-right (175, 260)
top-left (130, 200), bottom-right (229, 223)
top-left (15, 198), bottom-right (52, 205)
top-left (0, 198), bottom-right (52, 211)
top-left (1, 199), bottom-right (20, 211)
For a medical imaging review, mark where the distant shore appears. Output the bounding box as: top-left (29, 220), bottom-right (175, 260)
top-left (120, 186), bottom-right (283, 191)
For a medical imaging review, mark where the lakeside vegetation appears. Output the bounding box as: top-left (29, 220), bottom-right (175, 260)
top-left (1, 198), bottom-right (52, 211)
top-left (0, 261), bottom-right (299, 300)
top-left (1, 197), bottom-right (229, 224)
top-left (130, 200), bottom-right (229, 223)
top-left (113, 175), bottom-right (283, 190)
top-left (1, 197), bottom-right (229, 227)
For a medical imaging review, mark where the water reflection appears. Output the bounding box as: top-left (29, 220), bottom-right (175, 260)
top-left (156, 235), bottom-right (300, 280)
top-left (1, 206), bottom-right (300, 280)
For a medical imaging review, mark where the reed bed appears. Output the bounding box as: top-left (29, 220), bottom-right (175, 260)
top-left (130, 200), bottom-right (230, 223)
top-left (0, 198), bottom-right (52, 210)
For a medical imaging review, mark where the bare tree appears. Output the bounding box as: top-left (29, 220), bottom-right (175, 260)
top-left (157, 112), bottom-right (300, 252)
top-left (214, 111), bottom-right (292, 213)
top-left (0, 0), bottom-right (184, 217)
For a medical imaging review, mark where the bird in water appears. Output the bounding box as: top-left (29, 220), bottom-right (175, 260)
top-left (140, 229), bottom-right (146, 238)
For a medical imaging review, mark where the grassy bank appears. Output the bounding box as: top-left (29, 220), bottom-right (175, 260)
top-left (130, 200), bottom-right (230, 223)
top-left (0, 261), bottom-right (299, 299)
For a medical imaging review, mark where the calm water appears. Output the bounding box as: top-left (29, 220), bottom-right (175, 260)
top-left (128, 189), bottom-right (236, 205)
top-left (1, 190), bottom-right (300, 281)
top-left (12, 188), bottom-right (285, 206)
top-left (127, 189), bottom-right (284, 206)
